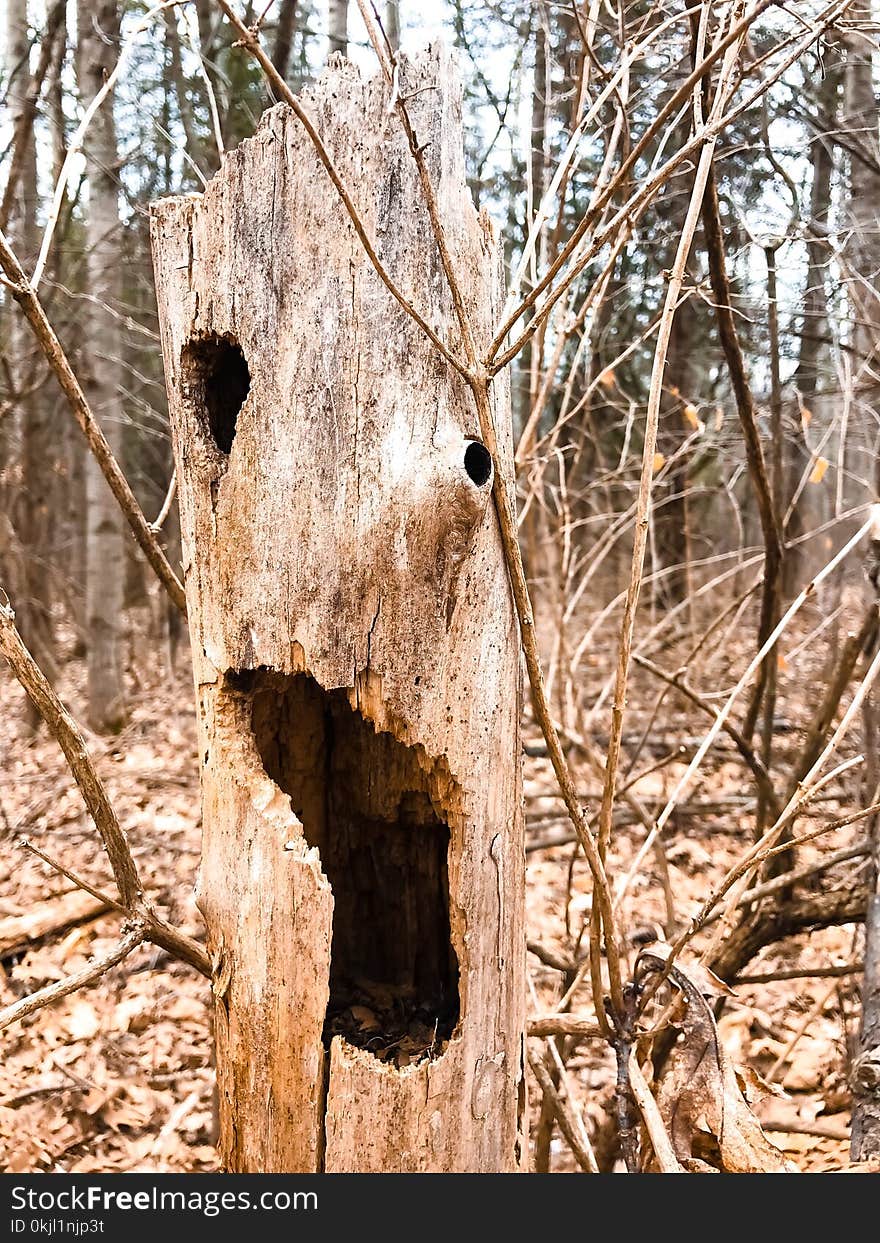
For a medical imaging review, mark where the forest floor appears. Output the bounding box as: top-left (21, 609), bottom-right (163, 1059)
top-left (0, 598), bottom-right (866, 1173)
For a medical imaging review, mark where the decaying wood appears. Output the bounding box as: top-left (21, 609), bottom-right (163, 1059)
top-left (150, 48), bottom-right (525, 1172)
top-left (217, 0), bottom-right (625, 1043)
top-left (760, 1112), bottom-right (849, 1143)
top-left (709, 884), bottom-right (870, 982)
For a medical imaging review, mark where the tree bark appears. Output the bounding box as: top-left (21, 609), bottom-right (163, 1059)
top-left (653, 108), bottom-right (699, 604)
top-left (841, 4), bottom-right (880, 1160)
top-left (151, 48), bottom-right (525, 1173)
top-left (77, 0), bottom-right (126, 731)
top-left (3, 0), bottom-right (56, 720)
top-left (842, 8), bottom-right (880, 389)
top-left (272, 0), bottom-right (298, 82)
top-left (786, 56), bottom-right (839, 591)
top-left (328, 0), bottom-right (348, 58)
top-left (654, 279), bottom-right (697, 604)
top-left (385, 0), bottom-right (401, 52)
top-left (47, 11), bottom-right (68, 185)
top-left (792, 66), bottom-right (838, 400)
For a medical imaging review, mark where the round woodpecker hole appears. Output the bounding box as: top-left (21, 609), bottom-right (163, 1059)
top-left (464, 440), bottom-right (492, 487)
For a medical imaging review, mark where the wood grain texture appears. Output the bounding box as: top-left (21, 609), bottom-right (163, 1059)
top-left (150, 46), bottom-right (525, 1172)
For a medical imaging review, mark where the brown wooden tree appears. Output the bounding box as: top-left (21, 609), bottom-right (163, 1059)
top-left (150, 48), bottom-right (526, 1172)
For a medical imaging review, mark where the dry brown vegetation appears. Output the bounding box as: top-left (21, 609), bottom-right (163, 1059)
top-left (3, 0), bottom-right (880, 1173)
top-left (0, 601), bottom-right (871, 1171)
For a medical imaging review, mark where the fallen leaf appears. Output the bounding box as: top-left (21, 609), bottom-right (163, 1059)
top-left (636, 947), bottom-right (793, 1172)
top-left (735, 1064), bottom-right (788, 1104)
top-left (809, 457), bottom-right (829, 484)
top-left (349, 1005), bottom-right (381, 1032)
top-left (653, 452), bottom-right (666, 473)
top-left (66, 1000), bottom-right (100, 1041)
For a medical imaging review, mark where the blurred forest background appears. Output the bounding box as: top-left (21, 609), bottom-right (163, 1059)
top-left (2, 0), bottom-right (880, 1173)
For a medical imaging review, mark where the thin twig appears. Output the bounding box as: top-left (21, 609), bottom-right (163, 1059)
top-left (0, 596), bottom-right (209, 978)
top-left (213, 1), bottom-right (472, 378)
top-left (0, 230), bottom-right (187, 614)
top-left (737, 962), bottom-right (862, 985)
top-left (0, 928), bottom-right (145, 1032)
top-left (527, 1048), bottom-right (599, 1173)
top-left (18, 837), bottom-right (125, 916)
top-left (150, 470), bottom-right (178, 533)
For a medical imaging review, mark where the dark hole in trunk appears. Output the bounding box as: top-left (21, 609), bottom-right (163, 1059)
top-left (463, 439), bottom-right (492, 487)
top-left (184, 334), bottom-right (250, 455)
top-left (249, 671), bottom-right (460, 1065)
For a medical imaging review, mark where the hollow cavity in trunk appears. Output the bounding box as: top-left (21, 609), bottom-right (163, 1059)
top-left (247, 670), bottom-right (460, 1065)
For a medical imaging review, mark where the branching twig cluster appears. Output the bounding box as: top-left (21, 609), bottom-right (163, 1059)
top-left (2, 0), bottom-right (878, 1174)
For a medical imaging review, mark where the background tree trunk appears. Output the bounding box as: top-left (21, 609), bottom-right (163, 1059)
top-left (842, 2), bottom-right (880, 1163)
top-left (272, 0), bottom-right (298, 82)
top-left (653, 116), bottom-right (699, 605)
top-left (385, 0), bottom-right (400, 52)
top-left (3, 0), bottom-right (57, 723)
top-left (842, 8), bottom-right (880, 391)
top-left (151, 48), bottom-right (526, 1173)
top-left (328, 0), bottom-right (347, 58)
top-left (787, 53), bottom-right (840, 592)
top-left (655, 292), bottom-right (697, 604)
top-left (76, 0), bottom-right (126, 731)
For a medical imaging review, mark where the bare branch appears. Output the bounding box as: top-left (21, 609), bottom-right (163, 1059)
top-left (0, 0), bottom-right (67, 233)
top-left (0, 596), bottom-right (209, 979)
top-left (0, 927), bottom-right (145, 1033)
top-left (0, 230), bottom-right (187, 613)
top-left (527, 1048), bottom-right (599, 1173)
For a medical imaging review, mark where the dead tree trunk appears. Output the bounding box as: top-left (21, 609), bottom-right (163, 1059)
top-left (150, 48), bottom-right (526, 1173)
